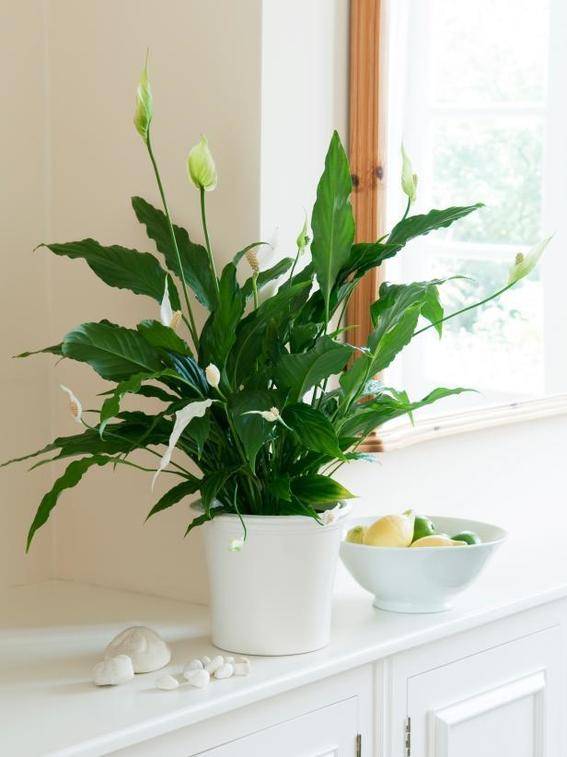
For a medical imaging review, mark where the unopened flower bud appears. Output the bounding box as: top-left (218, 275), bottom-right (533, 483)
top-left (296, 214), bottom-right (310, 251)
top-left (401, 144), bottom-right (418, 204)
top-left (205, 363), bottom-right (221, 389)
top-left (133, 52), bottom-right (152, 142)
top-left (187, 136), bottom-right (217, 192)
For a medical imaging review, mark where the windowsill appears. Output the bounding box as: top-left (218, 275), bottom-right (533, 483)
top-left (363, 393), bottom-right (567, 452)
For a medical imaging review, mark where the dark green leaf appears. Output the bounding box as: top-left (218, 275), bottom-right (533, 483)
top-left (267, 476), bottom-right (292, 502)
top-left (241, 258), bottom-right (293, 298)
top-left (232, 241), bottom-right (269, 266)
top-left (132, 196), bottom-right (218, 310)
top-left (183, 414), bottom-right (210, 459)
top-left (99, 370), bottom-right (176, 436)
top-left (310, 131), bottom-right (355, 321)
top-left (200, 469), bottom-right (236, 514)
top-left (275, 336), bottom-right (354, 400)
top-left (229, 390), bottom-right (277, 470)
top-left (291, 474), bottom-right (355, 506)
top-left (388, 204), bottom-right (483, 247)
top-left (62, 321), bottom-right (163, 381)
top-left (185, 505), bottom-right (226, 536)
top-left (146, 476), bottom-right (202, 520)
top-left (167, 355), bottom-right (208, 397)
top-left (337, 241), bottom-right (401, 282)
top-left (38, 239), bottom-right (180, 309)
top-left (283, 403), bottom-right (344, 458)
top-left (137, 319), bottom-right (191, 356)
top-left (199, 263), bottom-right (245, 368)
top-left (15, 344), bottom-right (63, 359)
top-left (27, 455), bottom-right (113, 550)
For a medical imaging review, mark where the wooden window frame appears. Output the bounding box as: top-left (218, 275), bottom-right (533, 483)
top-left (347, 0), bottom-right (385, 453)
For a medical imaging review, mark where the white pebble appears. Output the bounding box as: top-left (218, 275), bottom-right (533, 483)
top-left (201, 655), bottom-right (211, 666)
top-left (205, 655), bottom-right (224, 674)
top-left (186, 669), bottom-right (210, 689)
top-left (105, 626), bottom-right (171, 673)
top-left (225, 656), bottom-right (235, 664)
top-left (93, 654), bottom-right (134, 686)
top-left (214, 663), bottom-right (234, 680)
top-left (182, 659), bottom-right (203, 679)
top-left (156, 674), bottom-right (179, 691)
top-left (233, 660), bottom-right (251, 676)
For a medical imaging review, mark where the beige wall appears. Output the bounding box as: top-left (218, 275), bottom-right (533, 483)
top-left (0, 1), bottom-right (53, 588)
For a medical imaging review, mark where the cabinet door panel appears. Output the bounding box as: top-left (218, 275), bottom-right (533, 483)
top-left (408, 627), bottom-right (561, 757)
top-left (197, 697), bottom-right (358, 756)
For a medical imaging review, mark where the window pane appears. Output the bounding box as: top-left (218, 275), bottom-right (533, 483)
top-left (431, 0), bottom-right (549, 105)
top-left (432, 118), bottom-right (544, 245)
top-left (423, 256), bottom-right (544, 397)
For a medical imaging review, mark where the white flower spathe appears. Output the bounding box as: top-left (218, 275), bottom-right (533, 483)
top-left (60, 385), bottom-right (82, 424)
top-left (228, 538), bottom-right (244, 552)
top-left (205, 363), bottom-right (221, 389)
top-left (320, 503), bottom-right (342, 526)
top-left (160, 276), bottom-right (173, 327)
top-left (507, 237), bottom-right (551, 285)
top-left (152, 399), bottom-right (213, 489)
top-left (244, 406), bottom-right (280, 423)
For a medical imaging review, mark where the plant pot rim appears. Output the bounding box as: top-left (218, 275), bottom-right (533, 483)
top-left (191, 499), bottom-right (352, 526)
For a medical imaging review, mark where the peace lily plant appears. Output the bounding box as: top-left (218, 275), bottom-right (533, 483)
top-left (4, 57), bottom-right (548, 554)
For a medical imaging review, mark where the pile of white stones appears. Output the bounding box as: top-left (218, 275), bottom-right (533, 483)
top-left (91, 625), bottom-right (252, 692)
top-left (157, 654), bottom-right (251, 691)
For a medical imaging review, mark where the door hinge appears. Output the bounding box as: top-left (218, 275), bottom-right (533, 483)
top-left (355, 732), bottom-right (362, 757)
top-left (404, 717), bottom-right (411, 757)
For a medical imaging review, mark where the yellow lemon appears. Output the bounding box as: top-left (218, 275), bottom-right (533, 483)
top-left (345, 525), bottom-right (366, 544)
top-left (410, 535), bottom-right (467, 548)
top-left (363, 510), bottom-right (415, 547)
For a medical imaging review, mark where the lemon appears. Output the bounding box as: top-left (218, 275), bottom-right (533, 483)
top-left (363, 510), bottom-right (415, 547)
top-left (452, 530), bottom-right (481, 545)
top-left (410, 535), bottom-right (467, 548)
top-left (412, 515), bottom-right (436, 543)
top-left (345, 525), bottom-right (365, 544)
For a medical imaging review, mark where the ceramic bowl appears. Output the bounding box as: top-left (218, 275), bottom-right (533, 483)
top-left (340, 515), bottom-right (507, 613)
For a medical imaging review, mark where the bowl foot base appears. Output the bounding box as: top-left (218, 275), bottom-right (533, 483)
top-left (373, 597), bottom-right (452, 614)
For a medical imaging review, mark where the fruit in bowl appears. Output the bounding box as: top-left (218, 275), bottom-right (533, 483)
top-left (340, 513), bottom-right (507, 613)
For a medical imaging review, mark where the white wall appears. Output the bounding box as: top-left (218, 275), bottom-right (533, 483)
top-left (3, 0), bottom-right (566, 602)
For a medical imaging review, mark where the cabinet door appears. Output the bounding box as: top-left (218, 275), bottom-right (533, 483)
top-left (407, 626), bottom-right (562, 757)
top-left (197, 697), bottom-right (359, 756)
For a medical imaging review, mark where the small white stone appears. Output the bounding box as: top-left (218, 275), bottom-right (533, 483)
top-left (235, 656), bottom-right (249, 663)
top-left (233, 660), bottom-right (251, 676)
top-left (93, 654), bottom-right (134, 686)
top-left (201, 655), bottom-right (211, 666)
top-left (214, 663), bottom-right (234, 680)
top-left (225, 656), bottom-right (235, 664)
top-left (182, 659), bottom-right (204, 679)
top-left (105, 626), bottom-right (171, 673)
top-left (205, 655), bottom-right (224, 674)
top-left (156, 674), bottom-right (179, 691)
top-left (186, 669), bottom-right (210, 689)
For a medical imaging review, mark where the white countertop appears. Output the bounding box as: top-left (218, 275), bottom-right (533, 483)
top-left (2, 532), bottom-right (567, 757)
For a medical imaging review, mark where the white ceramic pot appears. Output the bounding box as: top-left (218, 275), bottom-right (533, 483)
top-left (202, 504), bottom-right (350, 656)
top-left (340, 515), bottom-right (507, 613)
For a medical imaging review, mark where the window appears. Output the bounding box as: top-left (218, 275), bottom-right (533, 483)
top-left (347, 0), bottom-right (567, 444)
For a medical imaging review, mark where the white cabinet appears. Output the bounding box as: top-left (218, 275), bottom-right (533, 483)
top-left (197, 697), bottom-right (359, 756)
top-left (406, 627), bottom-right (562, 757)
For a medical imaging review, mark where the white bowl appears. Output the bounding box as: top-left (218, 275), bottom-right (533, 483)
top-left (340, 515), bottom-right (507, 613)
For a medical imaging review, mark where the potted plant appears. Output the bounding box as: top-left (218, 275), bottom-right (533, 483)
top-left (3, 59), bottom-right (547, 655)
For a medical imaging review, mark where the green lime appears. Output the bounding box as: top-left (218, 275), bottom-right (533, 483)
top-left (452, 530), bottom-right (481, 545)
top-left (412, 515), bottom-right (436, 543)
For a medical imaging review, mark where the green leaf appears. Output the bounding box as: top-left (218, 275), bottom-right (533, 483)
top-left (132, 196), bottom-right (218, 310)
top-left (267, 476), bottom-right (292, 502)
top-left (137, 319), bottom-right (191, 356)
top-left (200, 469), bottom-right (236, 514)
top-left (275, 336), bottom-right (354, 400)
top-left (15, 344), bottom-right (63, 359)
top-left (232, 241), bottom-right (269, 266)
top-left (99, 370), bottom-right (175, 436)
top-left (183, 414), bottom-right (210, 459)
top-left (38, 239), bottom-right (180, 309)
top-left (310, 131), bottom-right (355, 321)
top-left (337, 241), bottom-right (401, 283)
top-left (229, 390), bottom-right (277, 470)
top-left (241, 258), bottom-right (293, 298)
top-left (291, 474), bottom-right (355, 506)
top-left (62, 321), bottom-right (163, 381)
top-left (199, 263), bottom-right (245, 368)
top-left (27, 455), bottom-right (113, 550)
top-left (227, 281), bottom-right (311, 388)
top-left (146, 476), bottom-right (202, 520)
top-left (283, 403), bottom-right (344, 458)
top-left (185, 506), bottom-right (225, 536)
top-left (388, 204), bottom-right (483, 247)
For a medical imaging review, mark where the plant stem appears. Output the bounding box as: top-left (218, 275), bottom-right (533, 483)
top-left (145, 132), bottom-right (199, 348)
top-left (199, 187), bottom-right (220, 297)
top-left (252, 272), bottom-right (259, 309)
